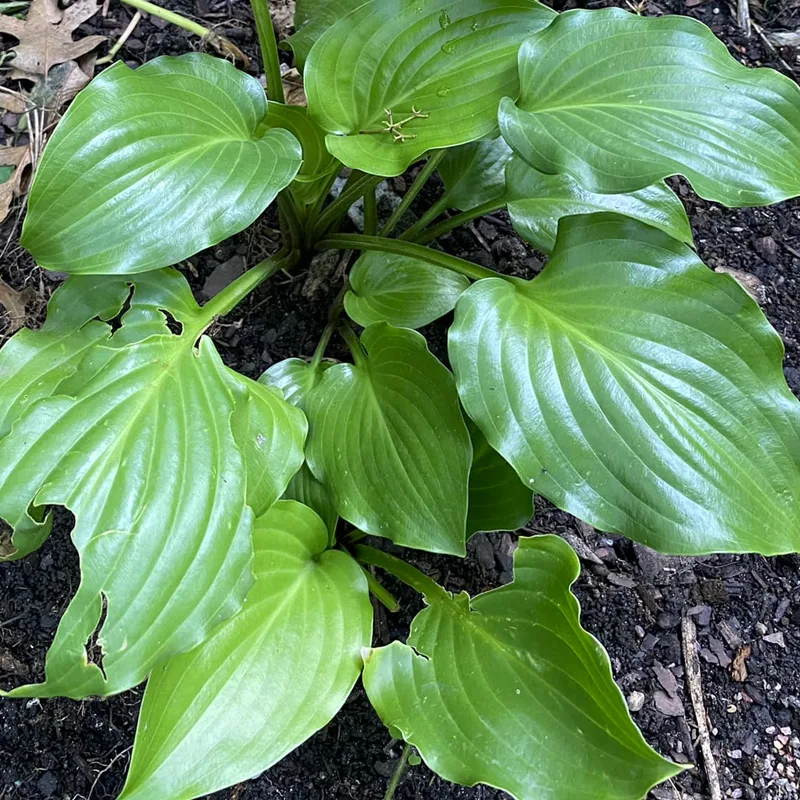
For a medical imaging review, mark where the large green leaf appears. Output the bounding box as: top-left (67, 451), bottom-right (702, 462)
top-left (498, 8), bottom-right (800, 206)
top-left (438, 136), bottom-right (512, 212)
top-left (363, 534), bottom-right (681, 799)
top-left (344, 251), bottom-right (469, 329)
top-left (261, 358), bottom-right (339, 537)
top-left (449, 214), bottom-right (800, 555)
top-left (287, 0), bottom-right (368, 69)
top-left (305, 0), bottom-right (555, 176)
top-left (305, 323), bottom-right (471, 555)
top-left (467, 423), bottom-right (533, 536)
top-left (0, 270), bottom-right (306, 697)
top-left (263, 101), bottom-right (339, 206)
top-left (120, 501), bottom-right (372, 800)
top-left (21, 54), bottom-right (302, 275)
top-left (506, 156), bottom-right (692, 254)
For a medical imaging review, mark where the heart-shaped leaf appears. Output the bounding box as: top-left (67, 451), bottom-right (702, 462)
top-left (261, 358), bottom-right (339, 537)
top-left (449, 213), bottom-right (800, 555)
top-left (120, 501), bottom-right (372, 800)
top-left (506, 156), bottom-right (692, 254)
top-left (498, 8), bottom-right (800, 206)
top-left (0, 270), bottom-right (306, 697)
top-left (438, 136), bottom-right (513, 212)
top-left (467, 423), bottom-right (533, 536)
top-left (305, 0), bottom-right (555, 176)
top-left (22, 54), bottom-right (302, 275)
top-left (363, 534), bottom-right (681, 799)
top-left (305, 323), bottom-right (471, 555)
top-left (344, 251), bottom-right (469, 329)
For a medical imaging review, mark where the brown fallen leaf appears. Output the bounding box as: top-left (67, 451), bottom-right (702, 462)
top-left (0, 145), bottom-right (31, 224)
top-left (282, 66), bottom-right (306, 106)
top-left (731, 643), bottom-right (751, 682)
top-left (0, 0), bottom-right (106, 76)
top-left (714, 266), bottom-right (766, 304)
top-left (0, 278), bottom-right (32, 335)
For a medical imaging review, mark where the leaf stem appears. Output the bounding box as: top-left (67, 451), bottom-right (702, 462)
top-left (118, 0), bottom-right (209, 38)
top-left (196, 249), bottom-right (292, 330)
top-left (360, 566), bottom-right (400, 613)
top-left (96, 9), bottom-right (142, 65)
top-left (312, 174), bottom-right (382, 239)
top-left (413, 199), bottom-right (506, 244)
top-left (353, 544), bottom-right (448, 601)
top-left (383, 743), bottom-right (413, 800)
top-left (249, 0), bottom-right (285, 103)
top-left (316, 234), bottom-right (500, 282)
top-left (338, 323), bottom-right (368, 368)
top-left (364, 184), bottom-right (378, 236)
top-left (380, 151), bottom-right (446, 237)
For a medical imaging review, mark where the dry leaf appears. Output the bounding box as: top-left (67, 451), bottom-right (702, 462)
top-left (714, 266), bottom-right (766, 304)
top-left (0, 87), bottom-right (28, 114)
top-left (731, 644), bottom-right (751, 682)
top-left (271, 0), bottom-right (295, 40)
top-left (0, 145), bottom-right (31, 224)
top-left (281, 66), bottom-right (306, 106)
top-left (0, 278), bottom-right (31, 335)
top-left (0, 0), bottom-right (106, 76)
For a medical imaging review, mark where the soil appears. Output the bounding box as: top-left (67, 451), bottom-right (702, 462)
top-left (1, 0), bottom-right (800, 799)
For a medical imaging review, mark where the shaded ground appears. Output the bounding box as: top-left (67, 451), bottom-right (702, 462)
top-left (1, 0), bottom-right (800, 798)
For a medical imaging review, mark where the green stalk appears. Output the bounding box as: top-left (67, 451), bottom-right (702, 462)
top-left (317, 234), bottom-right (500, 282)
top-left (249, 0), bottom-right (285, 103)
top-left (353, 544), bottom-right (448, 600)
top-left (118, 0), bottom-right (209, 38)
top-left (196, 249), bottom-right (292, 330)
top-left (312, 174), bottom-right (382, 239)
top-left (364, 185), bottom-right (378, 236)
top-left (413, 199), bottom-right (506, 244)
top-left (383, 743), bottom-right (413, 800)
top-left (399, 195), bottom-right (449, 241)
top-left (339, 323), bottom-right (368, 368)
top-left (360, 566), bottom-right (400, 613)
top-left (380, 151), bottom-right (446, 237)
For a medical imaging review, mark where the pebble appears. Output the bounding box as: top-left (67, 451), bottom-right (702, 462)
top-left (627, 691), bottom-right (645, 713)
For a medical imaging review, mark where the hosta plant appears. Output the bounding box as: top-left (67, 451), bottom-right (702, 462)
top-left (2, 0), bottom-right (800, 798)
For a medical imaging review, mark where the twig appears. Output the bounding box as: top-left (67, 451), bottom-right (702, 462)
top-left (736, 0), bottom-right (751, 37)
top-left (96, 10), bottom-right (142, 65)
top-left (681, 616), bottom-right (722, 800)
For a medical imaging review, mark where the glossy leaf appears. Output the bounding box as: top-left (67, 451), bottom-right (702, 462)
top-left (438, 136), bottom-right (512, 212)
top-left (22, 54), bottom-right (302, 275)
top-left (305, 323), bottom-right (471, 555)
top-left (0, 270), bottom-right (306, 697)
top-left (287, 0), bottom-right (367, 69)
top-left (498, 8), bottom-right (800, 206)
top-left (449, 214), bottom-right (800, 555)
top-left (120, 501), bottom-right (372, 800)
top-left (344, 251), bottom-right (469, 329)
top-left (261, 358), bottom-right (339, 536)
top-left (305, 0), bottom-right (555, 176)
top-left (363, 534), bottom-right (681, 799)
top-left (263, 101), bottom-right (339, 205)
top-left (506, 156), bottom-right (692, 254)
top-left (467, 423), bottom-right (533, 536)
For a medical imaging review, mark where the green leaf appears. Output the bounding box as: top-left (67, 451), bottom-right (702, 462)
top-left (305, 0), bottom-right (555, 176)
top-left (506, 156), bottom-right (693, 254)
top-left (263, 101), bottom-right (338, 206)
top-left (363, 534), bottom-right (681, 799)
top-left (21, 54), bottom-right (302, 275)
top-left (449, 213), bottom-right (800, 556)
top-left (261, 358), bottom-right (339, 537)
top-left (305, 323), bottom-right (471, 555)
top-left (438, 136), bottom-right (512, 212)
top-left (498, 8), bottom-right (800, 207)
top-left (0, 270), bottom-right (306, 697)
top-left (467, 422), bottom-right (532, 536)
top-left (344, 251), bottom-right (469, 329)
top-left (120, 501), bottom-right (372, 800)
top-left (287, 0), bottom-right (367, 70)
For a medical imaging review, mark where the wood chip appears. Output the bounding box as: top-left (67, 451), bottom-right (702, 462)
top-left (653, 660), bottom-right (680, 697)
top-left (731, 644), bottom-right (751, 682)
top-left (682, 617), bottom-right (723, 800)
top-left (654, 689), bottom-right (684, 717)
top-left (561, 532), bottom-right (603, 565)
top-left (718, 619), bottom-right (743, 650)
top-left (607, 572), bottom-right (637, 588)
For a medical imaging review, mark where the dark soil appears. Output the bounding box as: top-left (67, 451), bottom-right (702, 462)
top-left (2, 0), bottom-right (800, 799)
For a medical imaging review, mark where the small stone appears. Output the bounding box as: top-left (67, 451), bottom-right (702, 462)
top-left (627, 691), bottom-right (645, 712)
top-left (607, 572), bottom-right (636, 589)
top-left (763, 632), bottom-right (786, 648)
top-left (657, 612), bottom-right (680, 630)
top-left (754, 235), bottom-right (779, 263)
top-left (654, 690), bottom-right (684, 717)
top-left (755, 622), bottom-right (768, 636)
top-left (202, 255), bottom-right (246, 299)
top-left (36, 772), bottom-right (57, 797)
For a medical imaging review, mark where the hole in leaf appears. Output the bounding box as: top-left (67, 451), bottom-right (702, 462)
top-left (84, 591), bottom-right (108, 680)
top-left (161, 309), bottom-right (183, 336)
top-left (103, 285), bottom-right (134, 334)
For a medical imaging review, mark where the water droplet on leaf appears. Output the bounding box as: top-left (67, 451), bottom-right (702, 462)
top-left (441, 41), bottom-right (456, 54)
top-left (439, 10), bottom-right (451, 28)
top-left (436, 85), bottom-right (451, 97)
